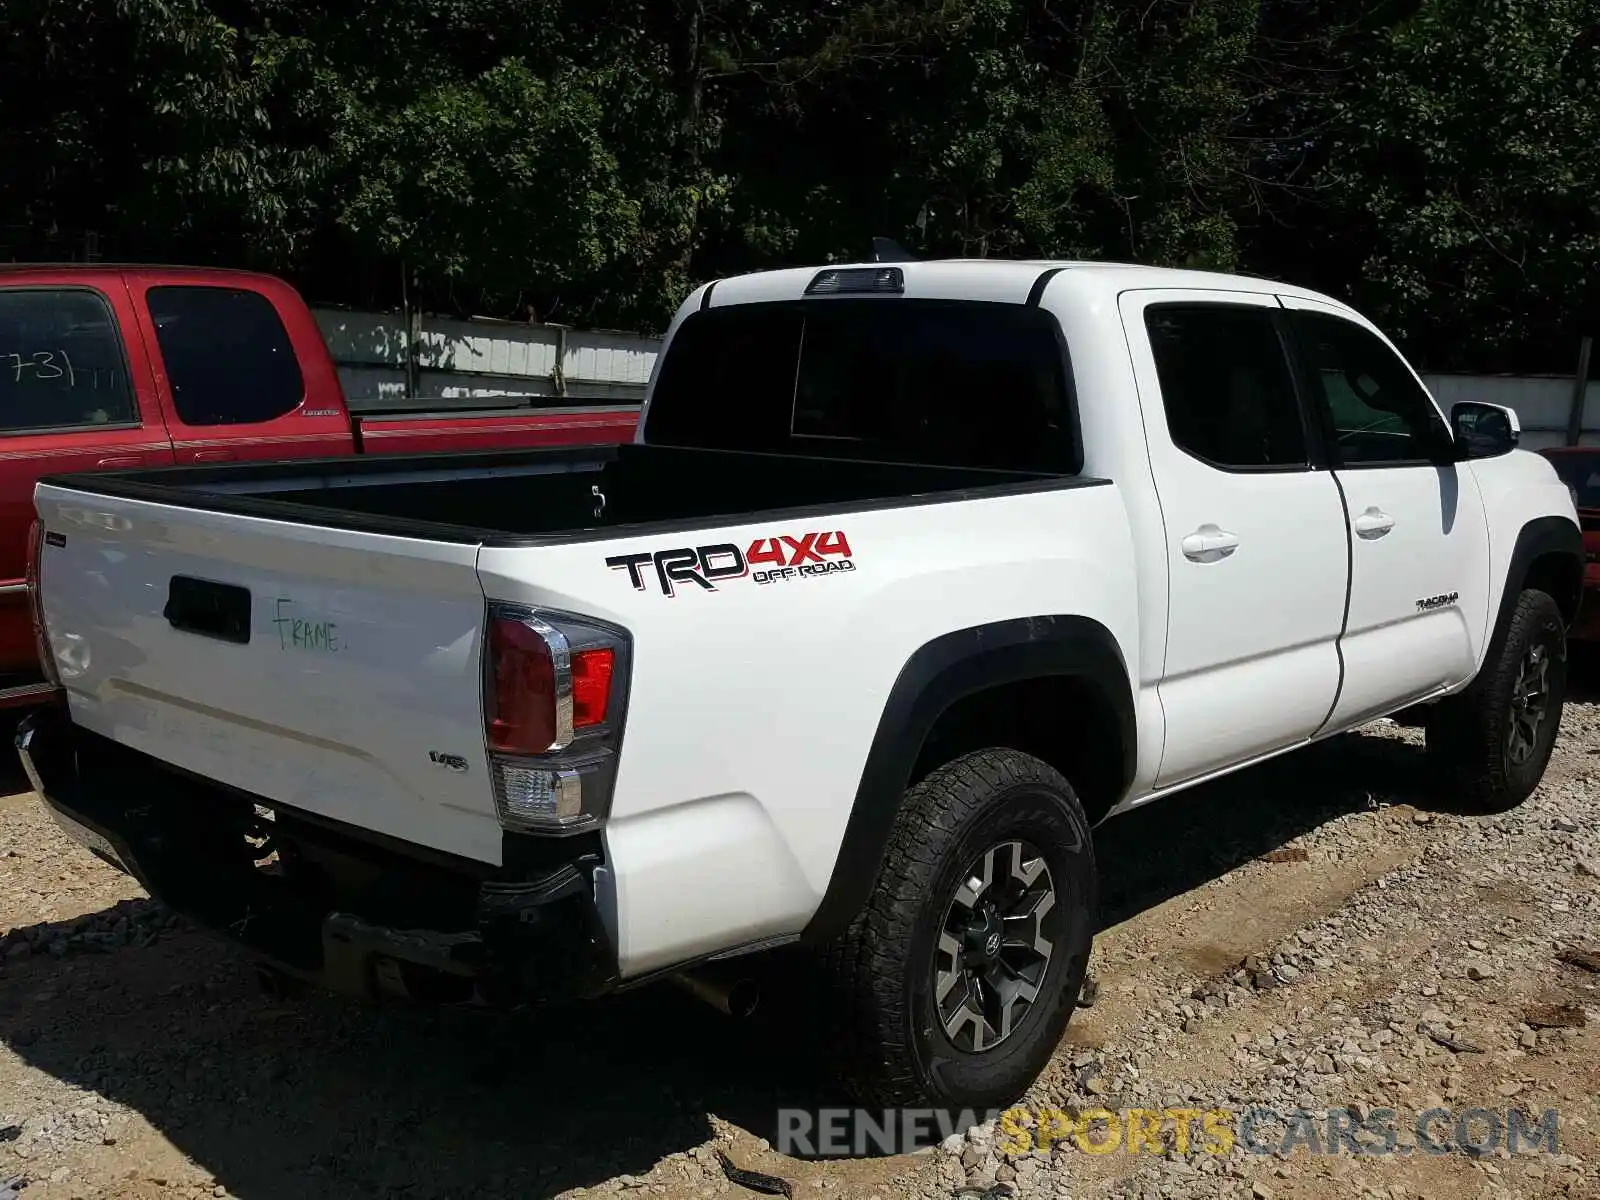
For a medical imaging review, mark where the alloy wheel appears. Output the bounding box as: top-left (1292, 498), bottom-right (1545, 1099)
top-left (933, 839), bottom-right (1059, 1053)
top-left (1507, 643), bottom-right (1552, 767)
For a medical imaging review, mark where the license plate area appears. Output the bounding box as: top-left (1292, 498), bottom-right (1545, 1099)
top-left (164, 575), bottom-right (252, 645)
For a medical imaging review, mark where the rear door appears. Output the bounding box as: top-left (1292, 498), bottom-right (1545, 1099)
top-left (1280, 295), bottom-right (1492, 726)
top-left (125, 273), bottom-right (354, 463)
top-left (1119, 289), bottom-right (1350, 786)
top-left (0, 274), bottom-right (174, 685)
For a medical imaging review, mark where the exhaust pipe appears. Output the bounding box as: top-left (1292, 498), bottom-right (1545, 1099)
top-left (671, 965), bottom-right (761, 1018)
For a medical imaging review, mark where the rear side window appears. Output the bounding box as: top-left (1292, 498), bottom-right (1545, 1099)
top-left (644, 300), bottom-right (1077, 472)
top-left (148, 286), bottom-right (305, 426)
top-left (0, 289), bottom-right (138, 433)
top-left (1144, 304), bottom-right (1308, 470)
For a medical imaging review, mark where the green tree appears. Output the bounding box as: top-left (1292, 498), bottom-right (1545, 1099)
top-left (1317, 0), bottom-right (1600, 370)
top-left (5, 0), bottom-right (1592, 365)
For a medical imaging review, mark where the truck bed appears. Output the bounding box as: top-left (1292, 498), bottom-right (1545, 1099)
top-left (31, 444), bottom-right (1108, 870)
top-left (43, 442), bottom-right (1068, 543)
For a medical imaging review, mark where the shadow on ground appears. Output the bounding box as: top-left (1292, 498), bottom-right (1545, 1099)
top-left (1092, 727), bottom-right (1427, 929)
top-left (0, 719), bottom-right (1504, 1195)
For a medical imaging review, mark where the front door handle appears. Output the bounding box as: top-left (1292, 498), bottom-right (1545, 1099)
top-left (95, 456), bottom-right (144, 468)
top-left (1353, 507), bottom-right (1396, 539)
top-left (191, 450), bottom-right (237, 463)
top-left (1181, 524), bottom-right (1241, 563)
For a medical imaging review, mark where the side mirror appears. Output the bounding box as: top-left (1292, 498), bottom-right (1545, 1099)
top-left (1450, 401), bottom-right (1520, 460)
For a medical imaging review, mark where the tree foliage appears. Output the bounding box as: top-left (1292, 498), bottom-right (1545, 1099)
top-left (0, 0), bottom-right (1596, 369)
top-left (1316, 0), bottom-right (1600, 371)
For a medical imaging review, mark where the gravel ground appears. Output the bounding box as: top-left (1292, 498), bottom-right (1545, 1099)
top-left (1, 678), bottom-right (1598, 1200)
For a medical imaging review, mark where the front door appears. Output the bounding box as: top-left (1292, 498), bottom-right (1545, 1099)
top-left (0, 276), bottom-right (175, 684)
top-left (1279, 296), bottom-right (1492, 728)
top-left (1120, 290), bottom-right (1350, 786)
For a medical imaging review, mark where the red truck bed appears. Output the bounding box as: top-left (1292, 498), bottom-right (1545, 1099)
top-left (0, 263), bottom-right (641, 701)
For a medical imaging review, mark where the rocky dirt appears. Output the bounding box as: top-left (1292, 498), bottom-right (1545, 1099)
top-left (2, 679), bottom-right (1598, 1200)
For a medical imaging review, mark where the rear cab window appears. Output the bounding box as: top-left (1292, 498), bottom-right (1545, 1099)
top-left (147, 285), bottom-right (306, 426)
top-left (0, 289), bottom-right (139, 434)
top-left (644, 300), bottom-right (1079, 473)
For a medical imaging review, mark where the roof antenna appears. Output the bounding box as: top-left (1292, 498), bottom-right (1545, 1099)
top-left (871, 237), bottom-right (916, 263)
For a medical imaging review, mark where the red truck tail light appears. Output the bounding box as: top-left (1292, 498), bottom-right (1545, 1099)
top-left (487, 615), bottom-right (560, 755)
top-left (483, 605), bottom-right (629, 835)
top-left (26, 519), bottom-right (60, 687)
top-left (571, 647), bottom-right (615, 727)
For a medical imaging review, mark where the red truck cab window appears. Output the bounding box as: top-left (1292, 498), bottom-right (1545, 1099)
top-left (0, 289), bottom-right (139, 433)
top-left (146, 286), bottom-right (306, 427)
top-left (125, 272), bottom-right (353, 464)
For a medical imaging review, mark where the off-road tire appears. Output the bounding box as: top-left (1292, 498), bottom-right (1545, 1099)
top-left (1427, 588), bottom-right (1566, 814)
top-left (821, 748), bottom-right (1096, 1110)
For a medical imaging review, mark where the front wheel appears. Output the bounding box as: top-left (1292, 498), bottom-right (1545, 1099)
top-left (1427, 587), bottom-right (1567, 813)
top-left (821, 749), bottom-right (1096, 1110)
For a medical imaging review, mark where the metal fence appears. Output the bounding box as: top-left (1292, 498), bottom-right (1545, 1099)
top-left (311, 307), bottom-right (662, 413)
top-left (1422, 371), bottom-right (1600, 451)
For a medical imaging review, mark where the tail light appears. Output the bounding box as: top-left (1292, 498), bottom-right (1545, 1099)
top-left (484, 604), bottom-right (629, 835)
top-left (26, 519), bottom-right (60, 687)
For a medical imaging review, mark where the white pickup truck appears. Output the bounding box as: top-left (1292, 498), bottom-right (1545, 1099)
top-left (19, 259), bottom-right (1583, 1112)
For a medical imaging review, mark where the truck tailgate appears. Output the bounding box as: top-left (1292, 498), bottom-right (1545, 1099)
top-left (33, 483), bottom-right (503, 864)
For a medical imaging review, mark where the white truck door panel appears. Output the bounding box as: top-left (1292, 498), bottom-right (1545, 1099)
top-left (1120, 290), bottom-right (1348, 786)
top-left (1279, 296), bottom-right (1492, 727)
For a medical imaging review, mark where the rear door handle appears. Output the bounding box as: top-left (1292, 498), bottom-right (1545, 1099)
top-left (1181, 524), bottom-right (1241, 563)
top-left (1353, 507), bottom-right (1396, 538)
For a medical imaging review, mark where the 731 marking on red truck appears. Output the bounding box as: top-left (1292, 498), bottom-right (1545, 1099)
top-left (606, 530), bottom-right (855, 597)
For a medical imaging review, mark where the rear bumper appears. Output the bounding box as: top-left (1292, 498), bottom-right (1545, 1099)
top-left (16, 708), bottom-right (619, 1007)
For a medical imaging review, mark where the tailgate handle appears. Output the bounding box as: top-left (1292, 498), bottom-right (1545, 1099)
top-left (164, 576), bottom-right (252, 645)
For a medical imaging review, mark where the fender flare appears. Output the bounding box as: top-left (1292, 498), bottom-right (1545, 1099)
top-left (1493, 515), bottom-right (1583, 643)
top-left (799, 615), bottom-right (1135, 947)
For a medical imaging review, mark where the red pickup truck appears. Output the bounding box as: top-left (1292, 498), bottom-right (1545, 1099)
top-left (0, 263), bottom-right (641, 706)
top-left (1539, 445), bottom-right (1600, 642)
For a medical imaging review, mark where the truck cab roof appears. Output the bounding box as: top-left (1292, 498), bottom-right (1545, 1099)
top-left (699, 258), bottom-right (1358, 314)
top-left (0, 262), bottom-right (284, 282)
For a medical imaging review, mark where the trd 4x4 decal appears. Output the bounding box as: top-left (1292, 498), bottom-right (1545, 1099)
top-left (607, 530), bottom-right (854, 597)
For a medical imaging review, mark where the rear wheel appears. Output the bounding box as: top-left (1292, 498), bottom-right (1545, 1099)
top-left (822, 748), bottom-right (1096, 1109)
top-left (1427, 588), bottom-right (1566, 813)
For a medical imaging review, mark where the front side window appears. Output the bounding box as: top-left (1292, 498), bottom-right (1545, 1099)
top-left (1290, 311), bottom-right (1449, 466)
top-left (1144, 304), bottom-right (1308, 470)
top-left (645, 300), bottom-right (1077, 473)
top-left (148, 286), bottom-right (305, 426)
top-left (0, 289), bottom-right (138, 433)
